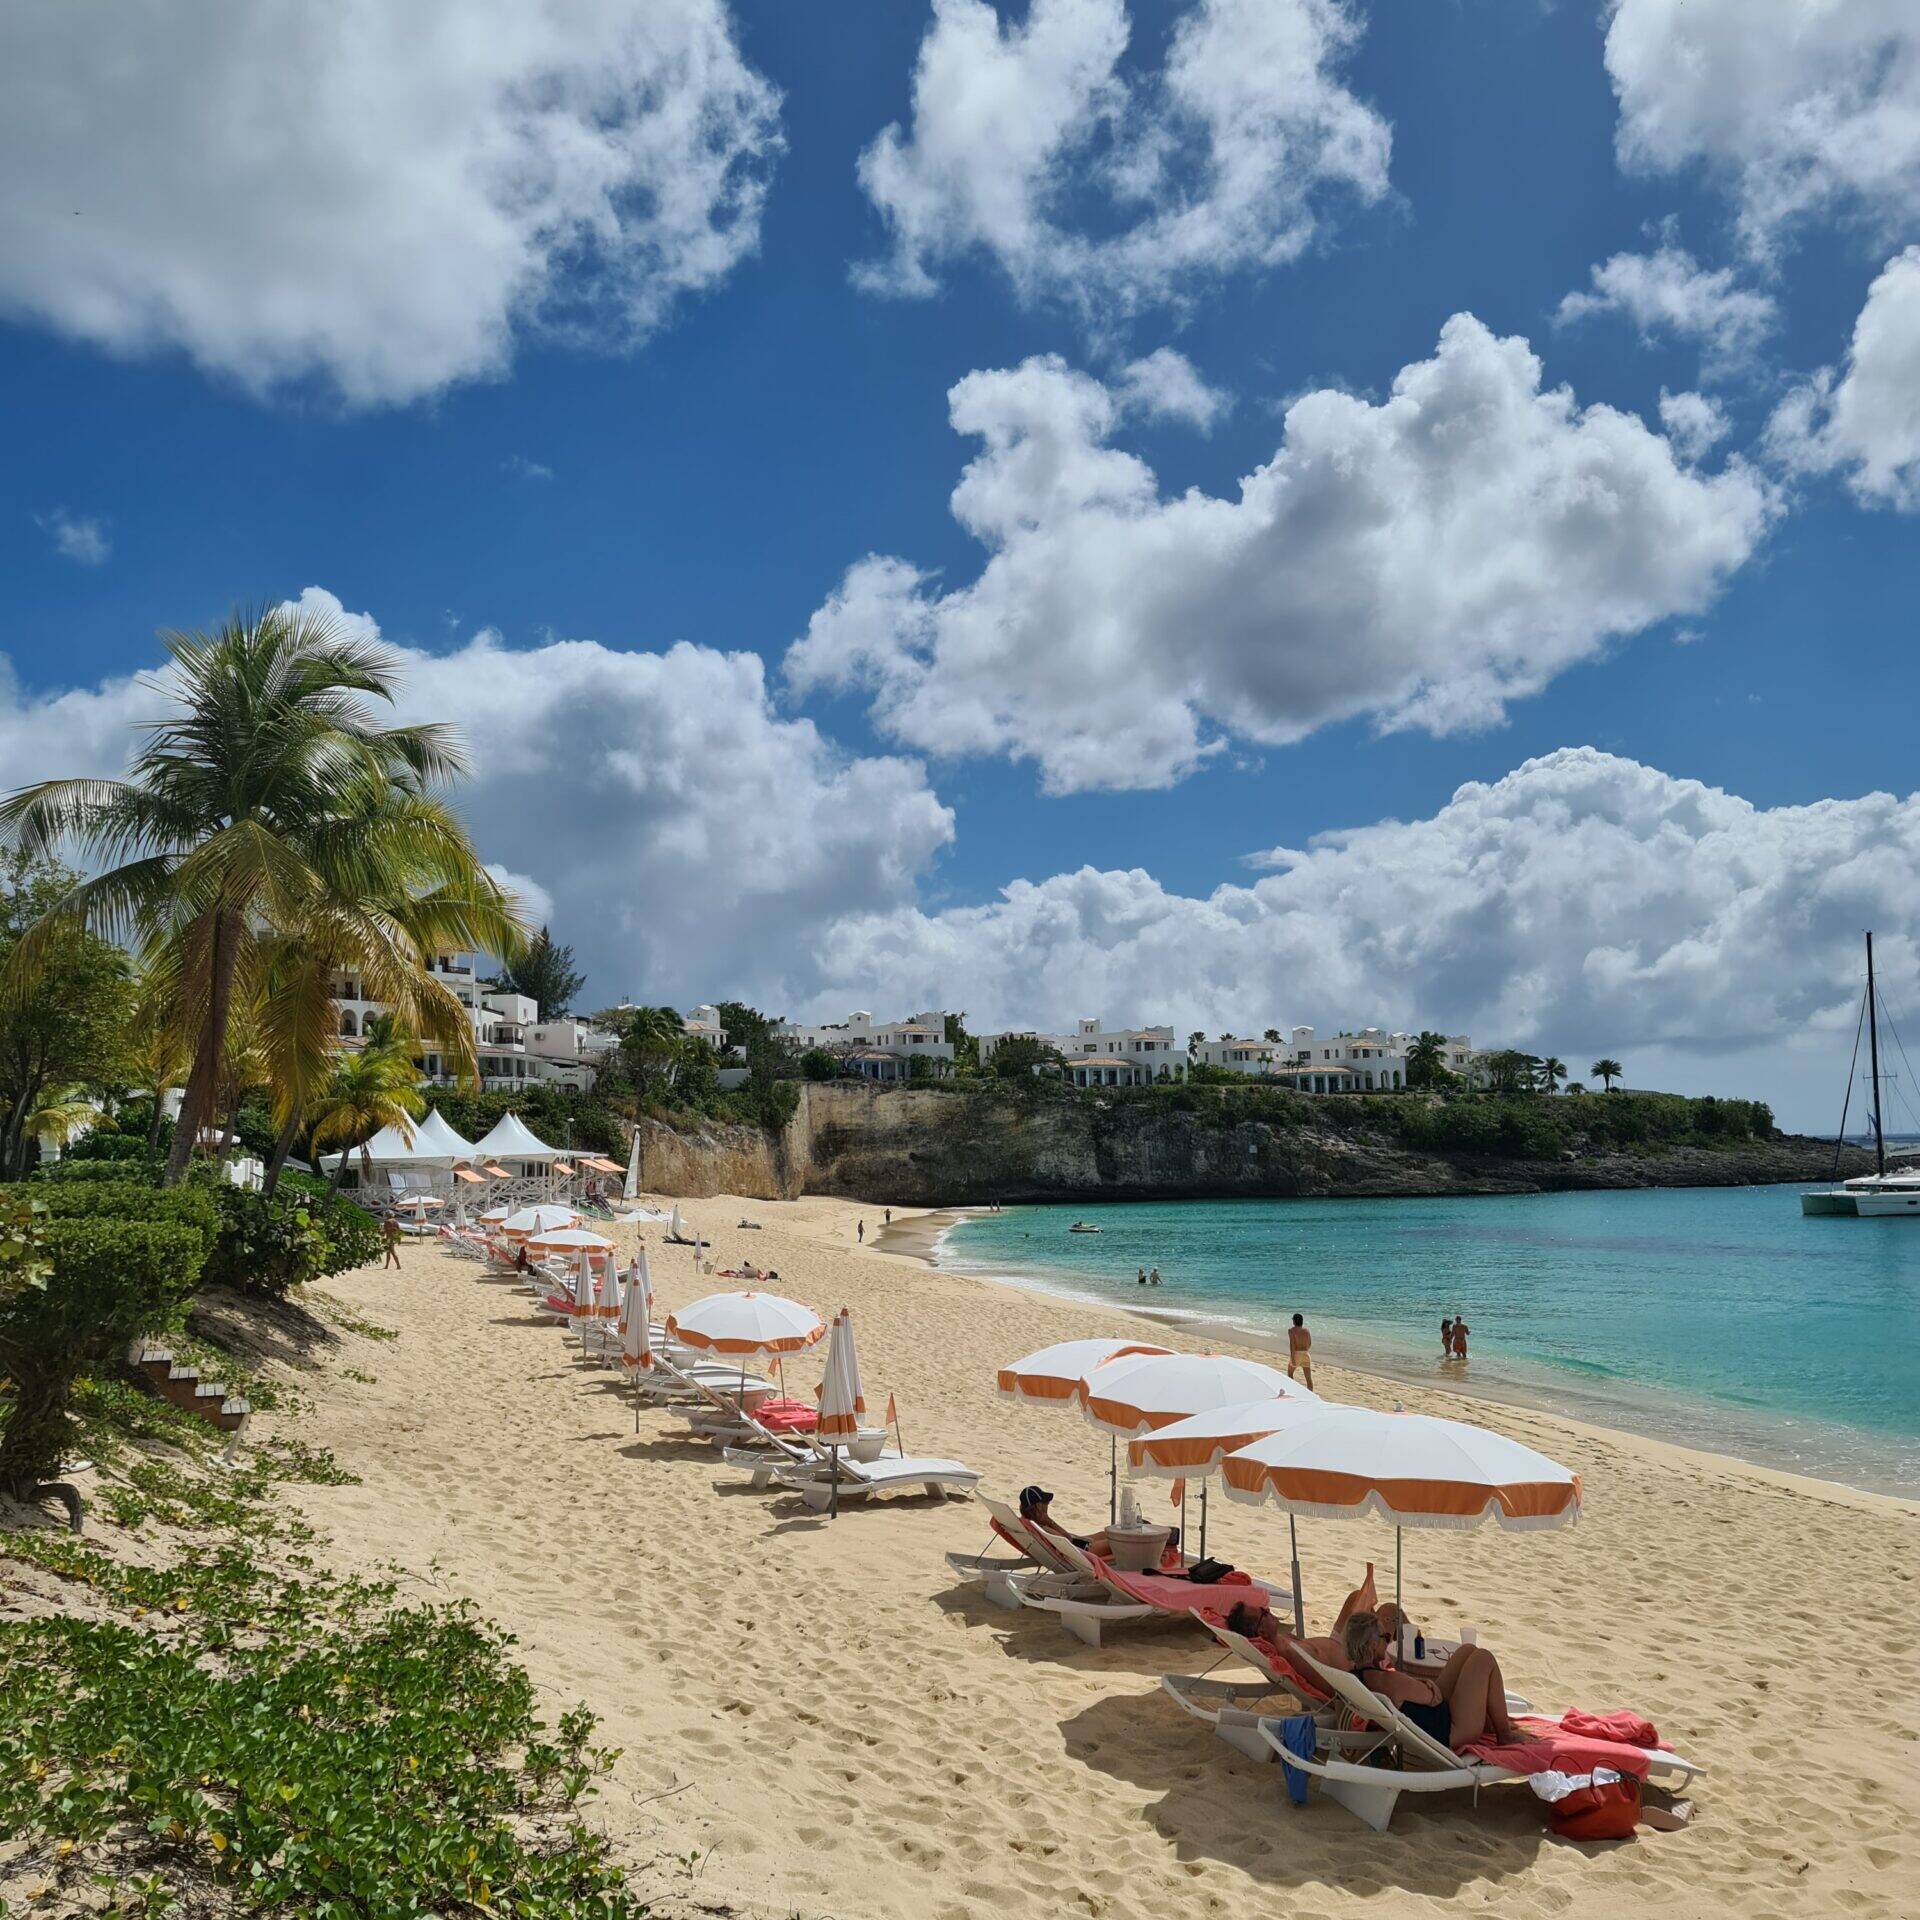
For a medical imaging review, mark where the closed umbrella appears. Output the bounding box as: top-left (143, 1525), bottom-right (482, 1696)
top-left (1081, 1351), bottom-right (1316, 1565)
top-left (619, 1249), bottom-right (655, 1429)
top-left (1221, 1405), bottom-right (1581, 1619)
top-left (997, 1336), bottom-right (1172, 1522)
top-left (817, 1308), bottom-right (867, 1518)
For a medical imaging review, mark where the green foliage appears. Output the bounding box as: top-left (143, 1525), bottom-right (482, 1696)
top-left (0, 1215), bottom-right (206, 1492)
top-left (60, 1130), bottom-right (159, 1164)
top-left (0, 1344), bottom-right (644, 1916)
top-left (990, 1035), bottom-right (1064, 1080)
top-left (22, 1178), bottom-right (217, 1253)
top-left (800, 1047), bottom-right (840, 1082)
top-left (488, 924), bottom-right (587, 1017)
top-left (0, 846), bottom-right (135, 1179)
top-left (199, 1183), bottom-right (385, 1297)
top-left (424, 1084), bottom-right (625, 1157)
top-left (37, 1154), bottom-right (163, 1183)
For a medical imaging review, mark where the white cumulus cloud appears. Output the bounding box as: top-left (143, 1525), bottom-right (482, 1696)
top-left (786, 321), bottom-right (1777, 794)
top-left (854, 0), bottom-right (1390, 320)
top-left (1115, 347), bottom-right (1230, 429)
top-left (0, 0), bottom-right (781, 405)
top-left (1657, 390), bottom-right (1732, 463)
top-left (808, 748), bottom-right (1920, 1129)
top-left (1556, 242), bottom-right (1776, 378)
top-left (1768, 247), bottom-right (1920, 510)
top-left (0, 590), bottom-right (956, 1015)
top-left (1604, 0), bottom-right (1920, 255)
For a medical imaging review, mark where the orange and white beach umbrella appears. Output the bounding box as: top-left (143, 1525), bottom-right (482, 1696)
top-left (568, 1249), bottom-right (595, 1321)
top-left (527, 1225), bottom-right (612, 1256)
top-left (502, 1204), bottom-right (578, 1240)
top-left (817, 1309), bottom-right (867, 1441)
top-left (1078, 1351), bottom-right (1310, 1437)
top-left (665, 1290), bottom-right (825, 1357)
top-left (1127, 1396), bottom-right (1324, 1479)
top-left (591, 1255), bottom-right (622, 1322)
top-left (1221, 1407), bottom-right (1581, 1532)
top-left (619, 1249), bottom-right (655, 1372)
top-left (996, 1337), bottom-right (1171, 1403)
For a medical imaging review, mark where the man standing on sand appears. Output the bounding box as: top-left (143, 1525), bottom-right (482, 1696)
top-left (856, 1218), bottom-right (864, 1245)
top-left (1287, 1312), bottom-right (1313, 1390)
top-left (382, 1216), bottom-right (402, 1271)
top-left (1450, 1315), bottom-right (1469, 1360)
top-left (884, 1208), bottom-right (891, 1227)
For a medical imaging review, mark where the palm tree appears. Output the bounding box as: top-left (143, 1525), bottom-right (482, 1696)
top-left (310, 1037), bottom-right (426, 1195)
top-left (1536, 1055), bottom-right (1567, 1094)
top-left (120, 960), bottom-right (191, 1153)
top-left (1591, 1057), bottom-right (1623, 1092)
top-left (620, 1005), bottom-right (687, 1103)
top-left (1405, 1030), bottom-right (1449, 1089)
top-left (0, 603), bottom-right (522, 1184)
top-left (26, 1085), bottom-right (98, 1156)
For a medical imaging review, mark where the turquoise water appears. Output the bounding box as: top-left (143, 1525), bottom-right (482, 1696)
top-left (940, 1188), bottom-right (1920, 1496)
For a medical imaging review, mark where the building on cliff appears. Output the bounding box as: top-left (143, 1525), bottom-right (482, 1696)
top-left (979, 1018), bottom-right (1190, 1086)
top-left (770, 1010), bottom-right (957, 1081)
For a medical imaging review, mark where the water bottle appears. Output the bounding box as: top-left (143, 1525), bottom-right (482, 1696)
top-left (1414, 1629), bottom-right (1425, 1662)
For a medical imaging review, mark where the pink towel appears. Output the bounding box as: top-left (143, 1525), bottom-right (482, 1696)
top-left (1099, 1563), bottom-right (1267, 1619)
top-left (1555, 1708), bottom-right (1660, 1748)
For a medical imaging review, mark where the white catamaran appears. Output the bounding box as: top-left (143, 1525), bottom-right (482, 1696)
top-left (1802, 932), bottom-right (1920, 1217)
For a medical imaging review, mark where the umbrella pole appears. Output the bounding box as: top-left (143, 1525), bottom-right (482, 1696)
top-left (1395, 1527), bottom-right (1402, 1612)
top-left (829, 1443), bottom-right (840, 1520)
top-left (1109, 1434), bottom-right (1117, 1525)
top-left (1289, 1515), bottom-right (1305, 1639)
top-left (1198, 1482), bottom-right (1207, 1561)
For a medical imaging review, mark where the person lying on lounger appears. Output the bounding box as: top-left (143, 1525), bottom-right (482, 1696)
top-left (1341, 1608), bottom-right (1523, 1752)
top-left (1019, 1485), bottom-right (1110, 1555)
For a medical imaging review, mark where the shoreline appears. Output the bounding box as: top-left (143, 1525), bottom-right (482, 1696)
top-left (875, 1206), bottom-right (1920, 1507)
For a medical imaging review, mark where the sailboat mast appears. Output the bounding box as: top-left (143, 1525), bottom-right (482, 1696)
top-left (1867, 930), bottom-right (1886, 1177)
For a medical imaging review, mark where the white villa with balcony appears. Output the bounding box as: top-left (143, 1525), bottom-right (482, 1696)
top-left (331, 952), bottom-right (611, 1092)
top-left (979, 1018), bottom-right (1189, 1087)
top-left (1193, 1024), bottom-right (1487, 1092)
top-left (769, 1009), bottom-right (956, 1081)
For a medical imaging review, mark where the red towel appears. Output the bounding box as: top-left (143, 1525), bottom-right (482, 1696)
top-left (1556, 1708), bottom-right (1660, 1748)
top-left (1098, 1563), bottom-right (1269, 1619)
top-left (1463, 1722), bottom-right (1656, 1781)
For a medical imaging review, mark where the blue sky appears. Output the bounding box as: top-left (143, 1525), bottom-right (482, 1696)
top-left (3, 1), bottom-right (1918, 1127)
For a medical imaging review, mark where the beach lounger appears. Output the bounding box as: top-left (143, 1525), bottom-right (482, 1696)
top-left (1012, 1533), bottom-right (1291, 1650)
top-left (772, 1450), bottom-right (979, 1511)
top-left (942, 1495), bottom-right (1082, 1608)
top-left (1159, 1625), bottom-right (1341, 1760)
top-left (1265, 1649), bottom-right (1702, 1831)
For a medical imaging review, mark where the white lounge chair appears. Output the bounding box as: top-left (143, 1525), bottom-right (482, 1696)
top-left (772, 1449), bottom-right (979, 1511)
top-left (1010, 1533), bottom-right (1293, 1651)
top-left (1267, 1648), bottom-right (1702, 1832)
top-left (943, 1495), bottom-right (1075, 1608)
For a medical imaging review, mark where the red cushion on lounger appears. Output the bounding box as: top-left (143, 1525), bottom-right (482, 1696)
top-left (755, 1398), bottom-right (819, 1433)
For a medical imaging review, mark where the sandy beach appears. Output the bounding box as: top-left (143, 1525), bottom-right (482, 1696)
top-left (285, 1195), bottom-right (1920, 1920)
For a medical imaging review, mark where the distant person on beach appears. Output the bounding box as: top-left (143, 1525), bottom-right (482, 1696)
top-left (382, 1217), bottom-right (402, 1270)
top-left (1449, 1316), bottom-right (1469, 1360)
top-left (1148, 1266), bottom-right (1161, 1286)
top-left (884, 1208), bottom-right (892, 1226)
top-left (1440, 1316), bottom-right (1453, 1356)
top-left (857, 1218), bottom-right (864, 1245)
top-left (1286, 1312), bottom-right (1313, 1389)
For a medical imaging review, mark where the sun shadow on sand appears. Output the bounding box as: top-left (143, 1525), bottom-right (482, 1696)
top-left (1056, 1690), bottom-right (1552, 1896)
top-left (929, 1586), bottom-right (1214, 1674)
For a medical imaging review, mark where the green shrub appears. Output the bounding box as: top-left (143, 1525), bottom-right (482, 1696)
top-left (34, 1155), bottom-right (163, 1184)
top-left (201, 1185), bottom-right (384, 1297)
top-left (59, 1131), bottom-right (155, 1164)
top-left (0, 1216), bottom-right (206, 1495)
top-left (23, 1179), bottom-right (217, 1252)
top-left (801, 1048), bottom-right (840, 1081)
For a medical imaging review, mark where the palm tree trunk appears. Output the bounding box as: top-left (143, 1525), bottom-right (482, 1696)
top-left (164, 909), bottom-right (237, 1186)
top-left (262, 1108), bottom-right (303, 1197)
top-left (146, 1090), bottom-right (166, 1152)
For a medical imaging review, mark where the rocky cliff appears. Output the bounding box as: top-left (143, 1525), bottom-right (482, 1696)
top-left (625, 1085), bottom-right (1863, 1205)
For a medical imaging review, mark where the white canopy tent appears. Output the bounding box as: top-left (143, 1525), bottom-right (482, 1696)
top-left (470, 1112), bottom-right (563, 1166)
top-left (412, 1108), bottom-right (480, 1161)
top-left (317, 1120), bottom-right (450, 1174)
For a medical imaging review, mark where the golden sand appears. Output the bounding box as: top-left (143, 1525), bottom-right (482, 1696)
top-left (286, 1195), bottom-right (1920, 1919)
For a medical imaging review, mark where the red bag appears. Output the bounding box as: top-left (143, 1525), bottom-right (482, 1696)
top-left (1548, 1773), bottom-right (1641, 1841)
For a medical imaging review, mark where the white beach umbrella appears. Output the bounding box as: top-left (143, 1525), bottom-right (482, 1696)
top-left (817, 1308), bottom-right (868, 1517)
top-left (569, 1250), bottom-right (595, 1323)
top-left (1080, 1351), bottom-right (1315, 1568)
top-left (619, 1250), bottom-right (655, 1373)
top-left (502, 1203), bottom-right (578, 1239)
top-left (591, 1255), bottom-right (623, 1322)
top-left (526, 1226), bottom-right (613, 1254)
top-left (480, 1204), bottom-right (511, 1225)
top-left (665, 1291), bottom-right (825, 1357)
top-left (998, 1335), bottom-right (1174, 1521)
top-left (1221, 1405), bottom-right (1581, 1616)
top-left (996, 1337), bottom-right (1171, 1403)
top-left (1078, 1351), bottom-right (1312, 1437)
top-left (622, 1131), bottom-right (640, 1202)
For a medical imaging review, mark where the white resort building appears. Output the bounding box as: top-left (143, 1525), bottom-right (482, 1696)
top-left (331, 951), bottom-right (616, 1092)
top-left (769, 1010), bottom-right (957, 1082)
top-left (978, 1018), bottom-right (1189, 1087)
top-left (1192, 1025), bottom-right (1486, 1093)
